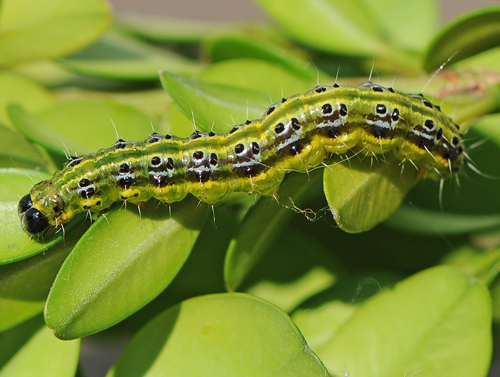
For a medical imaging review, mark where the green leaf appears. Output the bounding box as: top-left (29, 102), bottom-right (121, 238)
top-left (292, 270), bottom-right (405, 350)
top-left (159, 71), bottom-right (271, 133)
top-left (423, 6), bottom-right (500, 72)
top-left (12, 60), bottom-right (144, 90)
top-left (8, 104), bottom-right (87, 159)
top-left (242, 227), bottom-right (343, 312)
top-left (0, 71), bottom-right (54, 128)
top-left (160, 63), bottom-right (317, 134)
top-left (324, 156), bottom-right (420, 233)
top-left (115, 14), bottom-right (235, 43)
top-left (59, 32), bottom-right (201, 81)
top-left (0, 169), bottom-right (68, 264)
top-left (386, 205), bottom-right (500, 235)
top-left (491, 274), bottom-right (500, 322)
top-left (440, 244), bottom-right (500, 285)
top-left (254, 0), bottom-right (391, 57)
top-left (291, 211), bottom-right (460, 272)
top-left (0, 168), bottom-right (48, 206)
top-left (473, 112), bottom-right (500, 145)
top-left (161, 102), bottom-right (204, 138)
top-left (158, 205), bottom-right (242, 305)
top-left (454, 46), bottom-right (500, 71)
top-left (162, 59), bottom-right (315, 137)
top-left (0, 124), bottom-right (48, 170)
top-left (0, 318), bottom-right (80, 377)
top-left (198, 59), bottom-right (317, 95)
top-left (106, 89), bottom-right (173, 122)
top-left (0, 316), bottom-right (43, 370)
top-left (0, 0), bottom-right (111, 66)
top-left (0, 224), bottom-right (87, 332)
top-left (312, 266), bottom-right (492, 377)
top-left (359, 0), bottom-right (439, 52)
top-left (205, 35), bottom-right (319, 80)
top-left (225, 169), bottom-right (323, 291)
top-left (111, 205), bottom-right (244, 333)
top-left (9, 100), bottom-right (156, 157)
top-left (107, 293), bottom-right (328, 377)
top-left (45, 197), bottom-right (207, 339)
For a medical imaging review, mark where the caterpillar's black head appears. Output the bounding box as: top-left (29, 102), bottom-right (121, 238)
top-left (18, 194), bottom-right (51, 236)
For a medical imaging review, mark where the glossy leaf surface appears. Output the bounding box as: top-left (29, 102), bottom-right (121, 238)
top-left (45, 197), bottom-right (207, 339)
top-left (107, 293), bottom-right (328, 377)
top-left (0, 0), bottom-right (111, 66)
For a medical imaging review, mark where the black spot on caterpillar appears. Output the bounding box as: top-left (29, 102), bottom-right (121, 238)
top-left (19, 82), bottom-right (464, 236)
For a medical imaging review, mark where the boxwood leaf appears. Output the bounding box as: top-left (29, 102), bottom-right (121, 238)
top-left (225, 169), bottom-right (323, 291)
top-left (473, 112), bottom-right (500, 145)
top-left (9, 100), bottom-right (155, 157)
top-left (205, 35), bottom-right (319, 80)
top-left (0, 124), bottom-right (48, 170)
top-left (198, 59), bottom-right (317, 95)
top-left (0, 0), bottom-right (111, 66)
top-left (0, 223), bottom-right (86, 332)
top-left (45, 197), bottom-right (207, 339)
top-left (440, 245), bottom-right (500, 285)
top-left (160, 62), bottom-right (318, 135)
top-left (0, 71), bottom-right (54, 128)
top-left (311, 266), bottom-right (492, 377)
top-left (0, 318), bottom-right (79, 377)
top-left (386, 205), bottom-right (500, 235)
top-left (0, 169), bottom-right (67, 264)
top-left (107, 293), bottom-right (328, 377)
top-left (292, 270), bottom-right (405, 350)
top-left (323, 156), bottom-right (420, 232)
top-left (242, 227), bottom-right (343, 312)
top-left (359, 0), bottom-right (439, 52)
top-left (115, 14), bottom-right (236, 43)
top-left (59, 32), bottom-right (201, 81)
top-left (254, 0), bottom-right (391, 57)
top-left (159, 71), bottom-right (271, 133)
top-left (423, 6), bottom-right (500, 72)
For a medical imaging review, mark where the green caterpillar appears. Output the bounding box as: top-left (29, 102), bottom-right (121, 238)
top-left (19, 82), bottom-right (464, 236)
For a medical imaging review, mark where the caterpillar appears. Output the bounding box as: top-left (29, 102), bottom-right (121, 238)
top-left (19, 82), bottom-right (465, 236)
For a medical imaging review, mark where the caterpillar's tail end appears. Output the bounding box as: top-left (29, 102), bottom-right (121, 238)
top-left (18, 194), bottom-right (51, 237)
